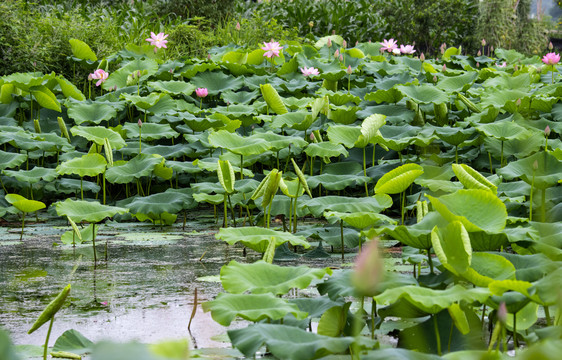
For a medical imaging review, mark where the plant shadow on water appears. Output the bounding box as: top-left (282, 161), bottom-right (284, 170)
top-left (0, 213), bottom-right (352, 353)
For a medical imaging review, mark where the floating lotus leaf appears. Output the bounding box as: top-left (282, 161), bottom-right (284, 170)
top-left (202, 293), bottom-right (307, 326)
top-left (396, 84), bottom-right (449, 104)
top-left (67, 102), bottom-right (118, 125)
top-left (475, 120), bottom-right (529, 141)
top-left (427, 189), bottom-right (507, 233)
top-left (260, 84), bottom-right (288, 115)
top-left (208, 129), bottom-right (271, 156)
top-left (452, 163), bottom-right (497, 193)
top-left (70, 126), bottom-right (126, 149)
top-left (0, 150), bottom-right (26, 170)
top-left (147, 80), bottom-right (195, 96)
top-left (215, 227), bottom-right (309, 253)
top-left (105, 154), bottom-right (162, 184)
top-left (191, 71), bottom-right (244, 96)
top-left (2, 167), bottom-right (57, 184)
top-left (123, 122), bottom-right (179, 141)
top-left (55, 198), bottom-right (128, 223)
top-left (497, 151), bottom-right (562, 189)
top-left (431, 221), bottom-right (472, 275)
top-left (304, 143), bottom-right (349, 162)
top-left (252, 132), bottom-right (307, 152)
top-left (220, 260), bottom-right (331, 295)
top-left (375, 163), bottom-right (424, 195)
top-left (303, 195), bottom-right (392, 218)
top-left (57, 153), bottom-right (107, 178)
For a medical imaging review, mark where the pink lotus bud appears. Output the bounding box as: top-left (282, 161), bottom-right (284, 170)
top-left (476, 62), bottom-right (480, 68)
top-left (235, 22), bottom-right (241, 31)
top-left (498, 302), bottom-right (507, 324)
top-left (420, 53), bottom-right (425, 61)
top-left (195, 88), bottom-right (208, 98)
top-left (481, 39), bottom-right (486, 47)
top-left (477, 50), bottom-right (481, 57)
top-left (342, 40), bottom-right (347, 49)
top-left (136, 70), bottom-right (141, 78)
top-left (169, 69), bottom-right (174, 73)
top-left (112, 85), bottom-right (117, 92)
top-left (339, 54), bottom-right (343, 61)
top-left (491, 45), bottom-right (495, 52)
top-left (549, 42), bottom-right (553, 50)
top-left (533, 160), bottom-right (539, 171)
top-left (352, 239), bottom-right (384, 297)
top-left (516, 98), bottom-right (521, 107)
top-left (433, 75), bottom-right (438, 83)
top-left (355, 41), bottom-right (359, 46)
top-left (309, 21), bottom-right (314, 27)
top-left (207, 54), bottom-right (211, 60)
top-left (101, 301), bottom-right (108, 306)
top-left (310, 132), bottom-right (315, 140)
top-left (545, 125), bottom-right (551, 136)
top-left (442, 64), bottom-right (447, 72)
top-left (334, 49), bottom-right (339, 58)
top-left (138, 119), bottom-right (142, 128)
top-left (327, 38), bottom-right (332, 48)
top-left (347, 65), bottom-right (352, 75)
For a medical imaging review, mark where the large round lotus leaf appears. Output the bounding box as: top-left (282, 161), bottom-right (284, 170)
top-left (215, 227), bottom-right (310, 253)
top-left (148, 80), bottom-right (195, 96)
top-left (0, 150), bottom-right (26, 171)
top-left (105, 154), bottom-right (161, 184)
top-left (431, 221), bottom-right (472, 276)
top-left (461, 252), bottom-right (516, 287)
top-left (70, 126), bottom-right (126, 149)
top-left (227, 323), bottom-right (361, 360)
top-left (475, 120), bottom-right (529, 141)
top-left (375, 163), bottom-right (424, 195)
top-left (125, 192), bottom-right (186, 216)
top-left (123, 122), bottom-right (179, 141)
top-left (120, 93), bottom-right (167, 111)
top-left (120, 143), bottom-right (193, 159)
top-left (260, 83), bottom-right (288, 115)
top-left (326, 125), bottom-right (361, 148)
top-left (220, 260), bottom-right (331, 295)
top-left (376, 125), bottom-right (437, 151)
top-left (251, 132), bottom-right (307, 152)
top-left (497, 151), bottom-right (562, 189)
top-left (479, 88), bottom-right (529, 109)
top-left (328, 106), bottom-right (359, 125)
top-left (436, 72), bottom-right (478, 93)
top-left (221, 89), bottom-right (260, 105)
top-left (208, 130), bottom-right (271, 156)
top-left (202, 293), bottom-right (307, 326)
top-left (396, 84), bottom-right (449, 104)
top-left (452, 163), bottom-right (497, 193)
top-left (1, 72), bottom-right (55, 91)
top-left (364, 88), bottom-right (404, 104)
top-left (57, 153), bottom-right (107, 177)
top-left (304, 143), bottom-right (349, 161)
top-left (307, 174), bottom-right (370, 191)
top-left (376, 211), bottom-right (449, 249)
top-left (2, 167), bottom-right (57, 184)
top-left (426, 189), bottom-right (507, 233)
top-left (303, 195), bottom-right (392, 218)
top-left (375, 284), bottom-right (490, 315)
top-left (67, 102), bottom-right (117, 125)
top-left (191, 71), bottom-right (244, 96)
top-left (103, 58), bottom-right (159, 89)
top-left (324, 211), bottom-right (396, 229)
top-left (434, 126), bottom-right (476, 146)
top-left (55, 198), bottom-right (128, 223)
top-left (5, 194), bottom-right (45, 213)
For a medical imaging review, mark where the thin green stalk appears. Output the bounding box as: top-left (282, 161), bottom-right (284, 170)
top-left (513, 313), bottom-right (518, 349)
top-left (92, 223), bottom-right (97, 263)
top-left (427, 249), bottom-right (434, 274)
top-left (401, 191), bottom-right (405, 225)
top-left (500, 140), bottom-right (504, 168)
top-left (363, 147), bottom-right (368, 196)
top-left (433, 314), bottom-right (442, 356)
top-left (541, 189), bottom-right (546, 222)
top-left (545, 306), bottom-right (552, 326)
top-left (529, 170), bottom-right (535, 221)
top-left (43, 316), bottom-right (55, 360)
top-left (340, 220), bottom-right (344, 261)
top-left (228, 194), bottom-right (236, 227)
top-left (448, 321), bottom-right (454, 352)
top-left (267, 200), bottom-right (273, 229)
top-left (240, 154), bottom-right (244, 180)
top-left (20, 212), bottom-right (25, 241)
top-left (223, 194), bottom-right (228, 227)
top-left (455, 145), bottom-right (458, 164)
top-left (80, 177), bottom-right (84, 200)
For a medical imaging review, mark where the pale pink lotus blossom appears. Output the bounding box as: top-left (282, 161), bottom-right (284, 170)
top-left (400, 44), bottom-right (416, 54)
top-left (542, 52), bottom-right (560, 65)
top-left (380, 38), bottom-right (398, 53)
top-left (300, 66), bottom-right (319, 77)
top-left (195, 88), bottom-right (208, 98)
top-left (496, 62), bottom-right (507, 68)
top-left (235, 22), bottom-right (241, 31)
top-left (146, 32), bottom-right (169, 53)
top-left (392, 48), bottom-right (401, 55)
top-left (90, 69), bottom-right (108, 87)
top-left (261, 41), bottom-right (282, 58)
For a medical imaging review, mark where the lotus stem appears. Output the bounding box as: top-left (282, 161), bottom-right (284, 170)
top-left (363, 148), bottom-right (369, 196)
top-left (240, 154), bottom-right (244, 180)
top-left (228, 195), bottom-right (236, 227)
top-left (293, 182), bottom-right (301, 232)
top-left (400, 191), bottom-right (406, 225)
top-left (288, 197), bottom-right (293, 233)
top-left (340, 220), bottom-right (344, 261)
top-left (513, 312), bottom-right (518, 349)
top-left (541, 189), bottom-right (546, 222)
top-left (500, 140), bottom-right (504, 168)
top-left (223, 194), bottom-right (228, 227)
top-left (43, 316), bottom-right (55, 360)
top-left (488, 152), bottom-right (493, 174)
top-left (80, 177), bottom-right (84, 200)
top-left (20, 212), bottom-right (25, 241)
top-left (544, 306), bottom-right (551, 326)
top-left (427, 249), bottom-right (434, 274)
top-left (529, 170), bottom-right (535, 221)
top-left (371, 299), bottom-right (376, 339)
top-left (433, 314), bottom-right (442, 356)
top-left (267, 200), bottom-right (273, 229)
top-left (455, 145), bottom-right (458, 164)
top-left (448, 321), bottom-right (454, 352)
top-left (92, 223), bottom-right (97, 263)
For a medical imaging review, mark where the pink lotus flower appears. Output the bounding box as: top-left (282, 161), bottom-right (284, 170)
top-left (90, 69), bottom-right (108, 87)
top-left (300, 66), bottom-right (319, 77)
top-left (392, 48), bottom-right (401, 55)
top-left (195, 88), bottom-right (208, 98)
top-left (400, 44), bottom-right (416, 54)
top-left (146, 32), bottom-right (169, 52)
top-left (542, 52), bottom-right (560, 65)
top-left (261, 41), bottom-right (282, 58)
top-left (380, 38), bottom-right (398, 53)
top-left (496, 61), bottom-right (507, 68)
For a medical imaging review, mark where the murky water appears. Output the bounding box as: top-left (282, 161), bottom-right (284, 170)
top-left (0, 214), bottom-right (350, 352)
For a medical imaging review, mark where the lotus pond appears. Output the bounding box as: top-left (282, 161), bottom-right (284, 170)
top-left (0, 35), bottom-right (561, 360)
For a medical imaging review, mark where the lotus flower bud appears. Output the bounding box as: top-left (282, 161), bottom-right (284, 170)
top-left (491, 45), bottom-right (494, 52)
top-left (138, 119), bottom-right (142, 128)
top-left (498, 302), bottom-right (507, 324)
top-left (112, 85), bottom-right (118, 92)
top-left (514, 65), bottom-right (518, 72)
top-left (442, 64), bottom-right (447, 72)
top-left (420, 53), bottom-right (425, 61)
top-left (516, 98), bottom-right (521, 107)
top-left (136, 70), bottom-right (141, 78)
top-left (207, 54), bottom-right (211, 60)
top-left (342, 40), bottom-right (347, 49)
top-left (334, 49), bottom-right (340, 58)
top-left (549, 41), bottom-right (553, 50)
top-left (309, 21), bottom-right (314, 27)
top-left (355, 41), bottom-right (359, 46)
top-left (352, 239), bottom-right (384, 297)
top-left (433, 75), bottom-right (438, 83)
top-left (235, 22), bottom-right (241, 31)
top-left (347, 65), bottom-right (352, 75)
top-left (327, 38), bottom-right (332, 48)
top-left (477, 50), bottom-right (481, 57)
top-left (310, 132), bottom-right (315, 141)
top-left (533, 160), bottom-right (539, 171)
top-left (339, 54), bottom-right (343, 61)
top-left (545, 125), bottom-right (551, 136)
top-left (476, 62), bottom-right (479, 68)
top-left (481, 39), bottom-right (486, 47)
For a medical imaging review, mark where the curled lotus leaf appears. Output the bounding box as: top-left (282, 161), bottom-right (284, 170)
top-left (55, 198), bottom-right (128, 223)
top-left (375, 163), bottom-right (424, 195)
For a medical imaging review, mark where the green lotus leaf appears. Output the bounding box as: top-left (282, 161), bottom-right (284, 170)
top-left (193, 158), bottom-right (254, 178)
top-left (60, 223), bottom-right (96, 245)
top-left (260, 84), bottom-right (288, 115)
top-left (0, 150), bottom-right (27, 171)
top-left (215, 227), bottom-right (309, 253)
top-left (220, 260), bottom-right (331, 295)
top-left (434, 126), bottom-right (476, 146)
top-left (396, 84), bottom-right (449, 104)
top-left (202, 293), bottom-right (307, 326)
top-left (375, 284), bottom-right (490, 315)
top-left (55, 198), bottom-right (128, 223)
top-left (123, 122), bottom-right (179, 141)
top-left (431, 221), bottom-right (472, 275)
top-left (123, 191), bottom-right (189, 217)
top-left (326, 125), bottom-right (361, 148)
top-left (57, 153), bottom-right (107, 177)
top-left (375, 124), bottom-right (437, 151)
top-left (479, 89), bottom-right (529, 109)
top-left (475, 120), bottom-right (529, 141)
top-left (436, 72), bottom-right (478, 93)
top-left (452, 163), bottom-right (497, 193)
top-left (52, 329), bottom-right (94, 355)
top-left (6, 195), bottom-right (45, 213)
top-left (69, 39), bottom-right (97, 61)
top-left (191, 71), bottom-right (244, 96)
top-left (364, 88), bottom-right (404, 104)
top-left (497, 151), bottom-right (562, 189)
top-left (208, 129), bottom-right (271, 156)
top-left (148, 80), bottom-right (195, 96)
top-left (375, 163), bottom-right (424, 195)
top-left (30, 85), bottom-right (61, 112)
top-left (70, 126), bottom-right (126, 149)
top-left (307, 174), bottom-right (370, 191)
top-left (304, 143), bottom-right (348, 162)
top-left (505, 302), bottom-right (538, 332)
top-left (376, 211), bottom-right (449, 249)
top-left (468, 231), bottom-right (509, 251)
top-left (221, 90), bottom-right (260, 105)
top-left (105, 154), bottom-right (161, 184)
top-left (252, 132), bottom-right (307, 152)
top-left (121, 93), bottom-right (167, 110)
top-left (361, 348), bottom-right (442, 360)
top-left (426, 189), bottom-right (507, 232)
top-left (217, 159), bottom-right (235, 194)
top-left (67, 102), bottom-right (118, 125)
top-left (1, 72), bottom-right (54, 91)
top-left (303, 195), bottom-right (392, 218)
top-left (461, 252), bottom-right (516, 287)
top-left (317, 303), bottom-right (350, 337)
top-left (2, 167), bottom-right (57, 184)
top-left (103, 58), bottom-right (159, 89)
top-left (324, 211), bottom-right (396, 229)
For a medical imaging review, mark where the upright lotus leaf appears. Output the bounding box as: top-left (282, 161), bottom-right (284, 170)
top-left (70, 126), bottom-right (126, 150)
top-left (291, 158), bottom-right (312, 198)
top-left (431, 221), bottom-right (472, 275)
top-left (55, 76), bottom-right (85, 101)
top-left (375, 163), bottom-right (424, 194)
top-left (217, 159), bottom-right (235, 194)
top-left (105, 154), bottom-right (161, 184)
top-left (436, 72), bottom-right (478, 93)
top-left (148, 80), bottom-right (195, 96)
top-left (0, 150), bottom-right (26, 170)
top-left (55, 198), bottom-right (128, 223)
top-left (434, 126), bottom-right (476, 146)
top-left (227, 323), bottom-right (363, 360)
top-left (356, 114), bottom-right (386, 148)
top-left (125, 192), bottom-right (186, 218)
top-left (375, 284), bottom-right (490, 315)
top-left (375, 211), bottom-right (449, 249)
top-left (208, 130), bottom-right (271, 156)
top-left (452, 163), bottom-right (497, 193)
top-left (123, 122), bottom-right (179, 141)
top-left (67, 102), bottom-right (118, 125)
top-left (120, 93), bottom-right (167, 111)
top-left (396, 84), bottom-right (449, 104)
top-left (304, 142), bottom-right (348, 163)
top-left (28, 284), bottom-right (71, 334)
top-left (304, 195), bottom-right (392, 218)
top-left (475, 121), bottom-right (529, 141)
top-left (57, 153), bottom-right (107, 178)
top-left (327, 125), bottom-right (363, 148)
top-left (220, 260), bottom-right (331, 295)
top-left (497, 151), bottom-right (562, 189)
top-left (69, 38), bottom-right (97, 61)
top-left (103, 58), bottom-right (158, 89)
top-left (460, 252), bottom-right (516, 287)
top-left (191, 71), bottom-right (244, 96)
top-left (426, 189), bottom-right (507, 233)
top-left (202, 293), bottom-right (307, 326)
top-left (215, 227), bottom-right (309, 253)
top-left (252, 132), bottom-right (307, 152)
top-left (30, 85), bottom-right (62, 112)
top-left (2, 167), bottom-right (57, 184)
top-left (324, 211), bottom-right (396, 229)
top-left (5, 194), bottom-right (46, 240)
top-left (260, 84), bottom-right (288, 115)
top-left (52, 329), bottom-right (94, 355)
